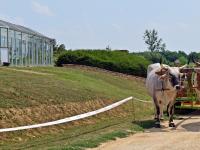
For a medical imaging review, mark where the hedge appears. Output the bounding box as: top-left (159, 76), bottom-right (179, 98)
top-left (56, 50), bottom-right (151, 77)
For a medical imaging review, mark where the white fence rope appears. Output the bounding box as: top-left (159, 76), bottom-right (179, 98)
top-left (0, 97), bottom-right (132, 133)
top-left (0, 96), bottom-right (151, 133)
top-left (132, 97), bottom-right (152, 103)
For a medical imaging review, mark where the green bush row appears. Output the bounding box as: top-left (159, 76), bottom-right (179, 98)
top-left (56, 50), bottom-right (150, 77)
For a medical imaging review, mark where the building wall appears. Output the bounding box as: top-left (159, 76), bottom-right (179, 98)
top-left (0, 27), bottom-right (54, 66)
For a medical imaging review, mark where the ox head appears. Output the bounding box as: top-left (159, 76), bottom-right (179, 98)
top-left (155, 64), bottom-right (187, 90)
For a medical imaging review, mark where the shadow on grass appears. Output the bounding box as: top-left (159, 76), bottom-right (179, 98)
top-left (61, 131), bottom-right (129, 150)
top-left (132, 120), bottom-right (155, 130)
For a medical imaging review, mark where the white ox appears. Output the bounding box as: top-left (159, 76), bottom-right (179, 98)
top-left (146, 63), bottom-right (185, 128)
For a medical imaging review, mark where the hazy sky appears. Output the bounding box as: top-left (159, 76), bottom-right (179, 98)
top-left (1, 0), bottom-right (200, 53)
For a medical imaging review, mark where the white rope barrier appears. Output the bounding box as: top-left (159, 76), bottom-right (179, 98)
top-left (132, 97), bottom-right (152, 103)
top-left (0, 97), bottom-right (133, 133)
top-left (0, 96), bottom-right (152, 133)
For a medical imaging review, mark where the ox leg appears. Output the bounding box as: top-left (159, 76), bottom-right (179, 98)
top-left (155, 104), bottom-right (161, 128)
top-left (167, 103), bottom-right (170, 117)
top-left (168, 102), bottom-right (175, 127)
top-left (159, 100), bottom-right (164, 121)
top-left (153, 103), bottom-right (157, 120)
top-left (153, 97), bottom-right (161, 128)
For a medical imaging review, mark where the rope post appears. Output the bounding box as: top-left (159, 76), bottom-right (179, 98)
top-left (131, 97), bottom-right (136, 123)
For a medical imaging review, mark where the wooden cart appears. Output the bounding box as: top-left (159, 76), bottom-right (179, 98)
top-left (175, 68), bottom-right (200, 109)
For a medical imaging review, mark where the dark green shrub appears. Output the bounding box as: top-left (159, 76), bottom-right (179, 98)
top-left (56, 50), bottom-right (150, 77)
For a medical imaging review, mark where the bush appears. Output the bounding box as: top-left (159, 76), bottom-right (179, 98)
top-left (56, 50), bottom-right (150, 77)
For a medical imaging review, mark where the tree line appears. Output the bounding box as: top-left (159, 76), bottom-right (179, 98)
top-left (54, 29), bottom-right (200, 77)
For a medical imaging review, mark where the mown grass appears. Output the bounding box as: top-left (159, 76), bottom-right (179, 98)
top-left (59, 120), bottom-right (155, 150)
top-left (0, 66), bottom-right (150, 108)
top-left (0, 101), bottom-right (153, 149)
top-left (0, 66), bottom-right (153, 149)
top-left (61, 131), bottom-right (128, 150)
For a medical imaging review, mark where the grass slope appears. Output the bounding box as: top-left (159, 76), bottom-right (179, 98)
top-left (0, 66), bottom-right (153, 149)
top-left (0, 66), bottom-right (149, 108)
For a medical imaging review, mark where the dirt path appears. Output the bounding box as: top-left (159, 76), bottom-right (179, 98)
top-left (91, 111), bottom-right (200, 150)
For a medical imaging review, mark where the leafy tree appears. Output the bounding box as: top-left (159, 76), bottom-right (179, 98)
top-left (136, 51), bottom-right (168, 64)
top-left (53, 45), bottom-right (58, 52)
top-left (189, 52), bottom-right (199, 60)
top-left (178, 56), bottom-right (187, 65)
top-left (54, 44), bottom-right (66, 54)
top-left (59, 44), bottom-right (66, 50)
top-left (143, 29), bottom-right (166, 52)
top-left (106, 45), bottom-right (111, 51)
top-left (178, 51), bottom-right (187, 58)
top-left (160, 50), bottom-right (179, 62)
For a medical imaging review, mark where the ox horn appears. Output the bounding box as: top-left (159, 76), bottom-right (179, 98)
top-left (179, 64), bottom-right (187, 69)
top-left (160, 56), bottom-right (164, 68)
top-left (192, 56), bottom-right (200, 66)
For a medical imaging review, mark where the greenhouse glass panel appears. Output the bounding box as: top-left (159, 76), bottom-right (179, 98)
top-left (22, 33), bottom-right (28, 66)
top-left (28, 35), bottom-right (33, 66)
top-left (15, 31), bottom-right (22, 66)
top-left (0, 20), bottom-right (55, 66)
top-left (8, 30), bottom-right (15, 64)
top-left (0, 28), bottom-right (8, 48)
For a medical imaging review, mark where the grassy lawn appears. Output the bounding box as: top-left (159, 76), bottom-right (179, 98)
top-left (0, 66), bottom-right (150, 108)
top-left (0, 66), bottom-right (153, 149)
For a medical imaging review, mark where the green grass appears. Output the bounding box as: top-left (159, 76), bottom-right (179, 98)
top-left (61, 131), bottom-right (128, 150)
top-left (0, 112), bottom-right (153, 150)
top-left (0, 66), bottom-right (153, 149)
top-left (0, 66), bottom-right (150, 108)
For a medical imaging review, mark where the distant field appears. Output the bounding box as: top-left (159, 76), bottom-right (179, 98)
top-left (0, 66), bottom-right (153, 149)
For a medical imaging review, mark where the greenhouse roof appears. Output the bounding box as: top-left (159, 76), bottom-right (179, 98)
top-left (0, 19), bottom-right (55, 42)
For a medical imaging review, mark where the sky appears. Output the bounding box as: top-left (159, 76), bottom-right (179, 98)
top-left (1, 0), bottom-right (200, 53)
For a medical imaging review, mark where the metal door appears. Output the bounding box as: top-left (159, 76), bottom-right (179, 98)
top-left (0, 48), bottom-right (8, 63)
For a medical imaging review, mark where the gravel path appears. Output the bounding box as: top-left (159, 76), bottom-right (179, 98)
top-left (91, 111), bottom-right (200, 150)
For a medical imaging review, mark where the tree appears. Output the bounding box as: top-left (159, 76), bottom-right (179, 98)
top-left (143, 29), bottom-right (166, 52)
top-left (178, 51), bottom-right (187, 58)
top-left (53, 45), bottom-right (58, 52)
top-left (106, 45), bottom-right (111, 51)
top-left (59, 44), bottom-right (65, 50)
top-left (54, 44), bottom-right (66, 54)
top-left (178, 56), bottom-right (187, 65)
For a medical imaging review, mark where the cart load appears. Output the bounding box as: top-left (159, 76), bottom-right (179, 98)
top-left (175, 67), bottom-right (200, 109)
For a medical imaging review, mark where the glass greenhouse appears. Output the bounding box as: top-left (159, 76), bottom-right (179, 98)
top-left (0, 20), bottom-right (55, 66)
